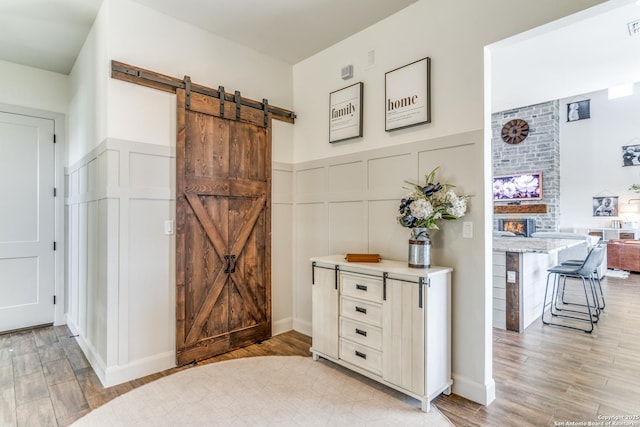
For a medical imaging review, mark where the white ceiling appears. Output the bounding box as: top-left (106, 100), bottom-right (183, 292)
top-left (491, 0), bottom-right (640, 112)
top-left (0, 0), bottom-right (417, 75)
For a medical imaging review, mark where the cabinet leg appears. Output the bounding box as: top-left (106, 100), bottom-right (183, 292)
top-left (421, 399), bottom-right (431, 412)
top-left (312, 352), bottom-right (319, 361)
top-left (443, 386), bottom-right (452, 395)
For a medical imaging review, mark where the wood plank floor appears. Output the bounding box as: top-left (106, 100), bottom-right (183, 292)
top-left (1, 272), bottom-right (639, 426)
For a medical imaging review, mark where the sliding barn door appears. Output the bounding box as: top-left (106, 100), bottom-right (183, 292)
top-left (176, 89), bottom-right (271, 365)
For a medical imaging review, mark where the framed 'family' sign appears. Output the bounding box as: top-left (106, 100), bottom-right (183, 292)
top-left (385, 57), bottom-right (431, 131)
top-left (329, 82), bottom-right (363, 143)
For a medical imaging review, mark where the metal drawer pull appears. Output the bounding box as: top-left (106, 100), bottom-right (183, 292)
top-left (355, 328), bottom-right (367, 337)
top-left (355, 306), bottom-right (367, 314)
top-left (356, 284), bottom-right (368, 291)
top-left (355, 350), bottom-right (367, 359)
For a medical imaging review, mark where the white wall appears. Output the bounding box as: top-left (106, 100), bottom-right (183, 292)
top-left (292, 0), bottom-right (603, 406)
top-left (560, 83), bottom-right (640, 230)
top-left (66, 0), bottom-right (295, 386)
top-left (293, 0), bottom-right (605, 164)
top-left (0, 60), bottom-right (69, 114)
top-left (68, 0), bottom-right (110, 166)
top-left (491, 0), bottom-right (638, 113)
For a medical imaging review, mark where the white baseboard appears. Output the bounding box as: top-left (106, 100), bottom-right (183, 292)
top-left (103, 351), bottom-right (175, 388)
top-left (451, 372), bottom-right (496, 406)
top-left (66, 314), bottom-right (175, 388)
top-left (293, 318), bottom-right (311, 336)
top-left (272, 317), bottom-right (293, 336)
top-left (66, 316), bottom-right (108, 385)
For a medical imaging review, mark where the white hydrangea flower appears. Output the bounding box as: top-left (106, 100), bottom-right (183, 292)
top-left (446, 191), bottom-right (467, 218)
top-left (410, 198), bottom-right (433, 220)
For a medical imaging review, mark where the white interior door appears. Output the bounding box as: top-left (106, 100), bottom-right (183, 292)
top-left (0, 111), bottom-right (55, 332)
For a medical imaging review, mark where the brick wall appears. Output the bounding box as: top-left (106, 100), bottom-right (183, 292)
top-left (492, 100), bottom-right (560, 232)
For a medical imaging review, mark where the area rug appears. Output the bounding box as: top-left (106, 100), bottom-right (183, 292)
top-left (71, 356), bottom-right (453, 426)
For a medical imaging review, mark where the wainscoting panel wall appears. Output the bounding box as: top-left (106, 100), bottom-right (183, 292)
top-left (66, 139), bottom-right (295, 386)
top-left (293, 132), bottom-right (484, 339)
top-left (272, 162), bottom-right (294, 334)
top-left (66, 138), bottom-right (176, 386)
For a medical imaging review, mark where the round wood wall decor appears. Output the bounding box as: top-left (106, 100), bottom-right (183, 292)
top-left (501, 119), bottom-right (530, 145)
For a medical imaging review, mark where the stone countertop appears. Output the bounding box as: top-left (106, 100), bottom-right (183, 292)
top-left (493, 237), bottom-right (586, 254)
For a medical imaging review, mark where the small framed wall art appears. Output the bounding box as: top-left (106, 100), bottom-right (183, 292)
top-left (385, 57), bottom-right (431, 131)
top-left (622, 144), bottom-right (640, 166)
top-left (592, 196), bottom-right (618, 217)
top-left (329, 82), bottom-right (363, 143)
top-left (567, 99), bottom-right (590, 122)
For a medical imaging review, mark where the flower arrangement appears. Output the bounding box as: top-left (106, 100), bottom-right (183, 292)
top-left (397, 167), bottom-right (469, 230)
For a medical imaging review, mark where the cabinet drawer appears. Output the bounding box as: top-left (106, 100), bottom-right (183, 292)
top-left (340, 317), bottom-right (382, 350)
top-left (340, 338), bottom-right (382, 376)
top-left (340, 273), bottom-right (383, 303)
top-left (340, 296), bottom-right (382, 326)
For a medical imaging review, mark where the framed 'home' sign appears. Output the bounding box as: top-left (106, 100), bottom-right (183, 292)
top-left (385, 57), bottom-right (431, 131)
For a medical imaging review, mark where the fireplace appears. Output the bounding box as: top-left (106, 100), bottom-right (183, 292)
top-left (498, 218), bottom-right (536, 237)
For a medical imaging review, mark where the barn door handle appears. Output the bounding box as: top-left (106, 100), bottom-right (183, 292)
top-left (224, 255), bottom-right (231, 273)
top-left (229, 255), bottom-right (237, 273)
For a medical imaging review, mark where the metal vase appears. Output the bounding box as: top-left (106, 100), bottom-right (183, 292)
top-left (408, 227), bottom-right (431, 269)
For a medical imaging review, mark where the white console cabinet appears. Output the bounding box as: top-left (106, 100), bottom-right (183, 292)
top-left (310, 255), bottom-right (452, 412)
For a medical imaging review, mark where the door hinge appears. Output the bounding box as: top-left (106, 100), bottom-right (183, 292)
top-left (53, 241), bottom-right (57, 251)
top-left (53, 187), bottom-right (57, 197)
top-left (53, 295), bottom-right (56, 305)
top-left (53, 134), bottom-right (56, 144)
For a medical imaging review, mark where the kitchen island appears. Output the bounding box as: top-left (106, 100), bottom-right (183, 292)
top-left (493, 237), bottom-right (587, 332)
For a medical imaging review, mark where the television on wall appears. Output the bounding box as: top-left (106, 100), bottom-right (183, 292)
top-left (493, 172), bottom-right (542, 201)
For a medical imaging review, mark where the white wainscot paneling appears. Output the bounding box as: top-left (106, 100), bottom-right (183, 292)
top-left (78, 203), bottom-right (88, 334)
top-left (272, 203), bottom-right (293, 335)
top-left (329, 201), bottom-right (365, 254)
top-left (296, 167), bottom-right (326, 202)
top-left (87, 158), bottom-right (97, 196)
top-left (273, 169), bottom-right (293, 204)
top-left (68, 203), bottom-right (78, 324)
top-left (295, 202), bottom-right (328, 333)
top-left (78, 164), bottom-right (87, 196)
top-left (368, 199), bottom-right (406, 261)
top-left (328, 161), bottom-right (364, 194)
top-left (86, 201), bottom-right (98, 343)
top-left (492, 251), bottom-right (506, 330)
top-left (129, 152), bottom-right (174, 189)
top-left (368, 154), bottom-right (412, 195)
top-left (70, 169), bottom-right (79, 198)
top-left (96, 198), bottom-right (111, 362)
top-left (128, 199), bottom-right (174, 361)
top-left (99, 150), bottom-right (120, 190)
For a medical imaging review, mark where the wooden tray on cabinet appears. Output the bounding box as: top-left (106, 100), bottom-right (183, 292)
top-left (344, 253), bottom-right (382, 263)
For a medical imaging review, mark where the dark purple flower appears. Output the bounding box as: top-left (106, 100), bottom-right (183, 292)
top-left (423, 183), bottom-right (442, 197)
top-left (399, 215), bottom-right (414, 227)
top-left (399, 197), bottom-right (413, 213)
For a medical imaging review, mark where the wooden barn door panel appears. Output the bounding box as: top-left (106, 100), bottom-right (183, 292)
top-left (176, 89), bottom-right (271, 365)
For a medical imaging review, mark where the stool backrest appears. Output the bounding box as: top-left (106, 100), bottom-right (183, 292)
top-left (577, 245), bottom-right (605, 276)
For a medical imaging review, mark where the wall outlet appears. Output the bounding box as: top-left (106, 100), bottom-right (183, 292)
top-left (462, 221), bottom-right (473, 238)
top-left (507, 271), bottom-right (516, 283)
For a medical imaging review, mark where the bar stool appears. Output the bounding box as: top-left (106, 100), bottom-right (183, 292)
top-left (559, 242), bottom-right (606, 311)
top-left (541, 245), bottom-right (605, 333)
